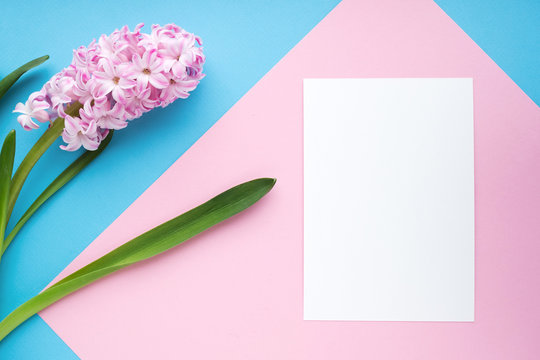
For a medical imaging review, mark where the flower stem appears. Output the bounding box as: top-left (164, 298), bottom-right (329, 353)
top-left (6, 102), bottom-right (82, 223)
top-left (1, 131), bottom-right (114, 255)
top-left (0, 131), bottom-right (16, 264)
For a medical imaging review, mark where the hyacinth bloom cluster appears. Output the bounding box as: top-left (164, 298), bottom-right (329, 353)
top-left (13, 23), bottom-right (205, 151)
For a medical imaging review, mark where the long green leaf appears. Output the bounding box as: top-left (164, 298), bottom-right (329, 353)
top-left (1, 131), bottom-right (114, 255)
top-left (7, 102), bottom-right (83, 223)
top-left (0, 177), bottom-right (276, 341)
top-left (0, 55), bottom-right (49, 101)
top-left (0, 130), bottom-right (16, 255)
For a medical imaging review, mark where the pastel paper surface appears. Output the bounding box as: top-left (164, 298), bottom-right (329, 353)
top-left (304, 78), bottom-right (474, 322)
top-left (40, 0), bottom-right (540, 358)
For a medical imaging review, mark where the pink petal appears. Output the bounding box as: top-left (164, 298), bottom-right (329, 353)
top-left (148, 73), bottom-right (169, 89)
top-left (13, 102), bottom-right (28, 114)
top-left (17, 114), bottom-right (39, 130)
top-left (101, 59), bottom-right (115, 77)
top-left (171, 62), bottom-right (186, 78)
top-left (60, 137), bottom-right (82, 151)
top-left (111, 86), bottom-right (126, 104)
top-left (98, 80), bottom-right (116, 96)
top-left (118, 77), bottom-right (135, 89)
top-left (32, 110), bottom-right (50, 123)
top-left (63, 115), bottom-right (80, 134)
top-left (131, 54), bottom-right (144, 71)
top-left (137, 74), bottom-right (149, 88)
top-left (80, 136), bottom-right (100, 151)
top-left (31, 100), bottom-right (50, 111)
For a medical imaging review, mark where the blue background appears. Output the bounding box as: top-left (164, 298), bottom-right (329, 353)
top-left (435, 0), bottom-right (540, 106)
top-left (0, 0), bottom-right (538, 358)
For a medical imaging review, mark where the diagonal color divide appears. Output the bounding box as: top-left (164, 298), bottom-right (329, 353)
top-left (435, 0), bottom-right (540, 106)
top-left (38, 0), bottom-right (540, 358)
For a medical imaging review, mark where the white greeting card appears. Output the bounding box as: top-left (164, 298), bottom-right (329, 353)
top-left (304, 78), bottom-right (474, 321)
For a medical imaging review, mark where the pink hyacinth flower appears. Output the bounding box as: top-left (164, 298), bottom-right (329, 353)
top-left (80, 99), bottom-right (128, 130)
top-left (60, 115), bottom-right (101, 151)
top-left (93, 58), bottom-right (135, 103)
top-left (13, 23), bottom-right (205, 151)
top-left (160, 35), bottom-right (198, 78)
top-left (125, 83), bottom-right (157, 119)
top-left (160, 76), bottom-right (199, 105)
top-left (127, 49), bottom-right (169, 89)
top-left (13, 91), bottom-right (50, 130)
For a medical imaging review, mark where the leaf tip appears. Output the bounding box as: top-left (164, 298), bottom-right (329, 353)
top-left (33, 55), bottom-right (50, 66)
top-left (260, 177), bottom-right (277, 191)
top-left (3, 129), bottom-right (16, 145)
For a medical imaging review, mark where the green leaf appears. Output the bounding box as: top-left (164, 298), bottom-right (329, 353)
top-left (1, 131), bottom-right (114, 255)
top-left (0, 177), bottom-right (276, 342)
top-left (6, 102), bottom-right (83, 223)
top-left (0, 130), bottom-right (16, 256)
top-left (0, 55), bottom-right (49, 101)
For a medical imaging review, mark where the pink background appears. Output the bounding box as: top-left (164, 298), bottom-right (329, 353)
top-left (41, 0), bottom-right (540, 358)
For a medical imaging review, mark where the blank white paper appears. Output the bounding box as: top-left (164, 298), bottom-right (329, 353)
top-left (304, 78), bottom-right (474, 322)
